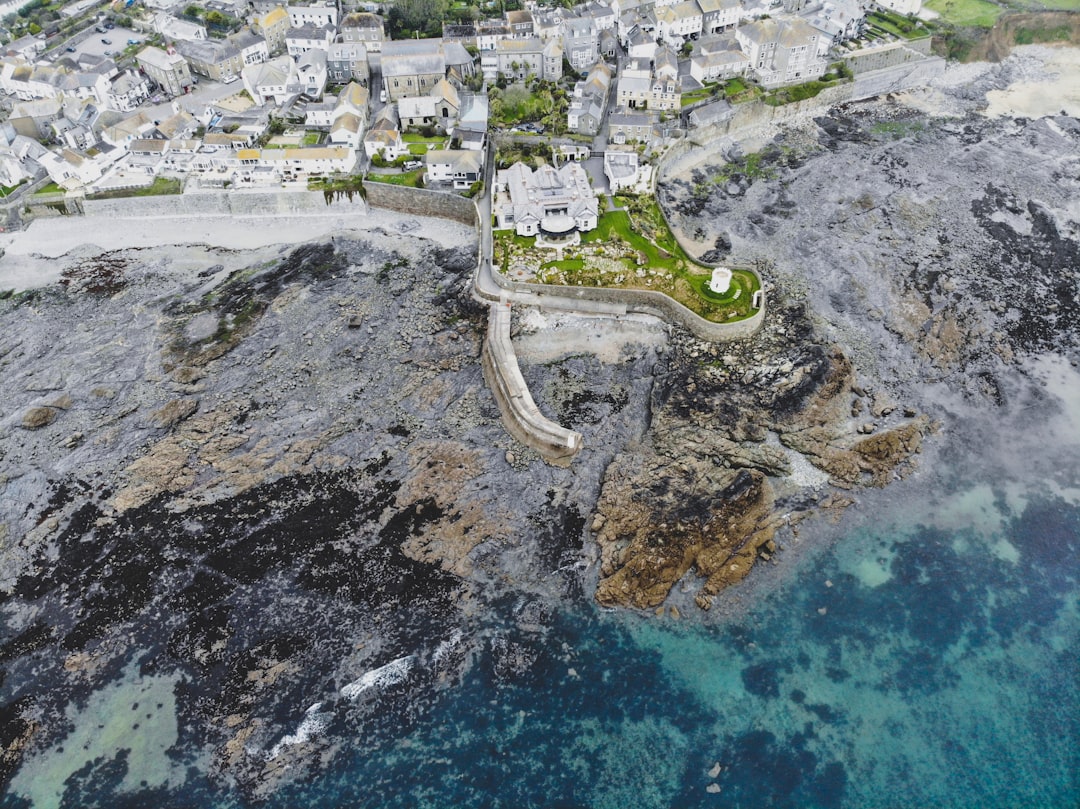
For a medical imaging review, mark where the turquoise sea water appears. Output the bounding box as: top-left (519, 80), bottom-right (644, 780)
top-left (5, 360), bottom-right (1079, 808)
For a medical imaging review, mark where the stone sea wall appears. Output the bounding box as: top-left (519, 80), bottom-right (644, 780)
top-left (677, 57), bottom-right (945, 152)
top-left (484, 262), bottom-right (765, 342)
top-left (481, 302), bottom-right (584, 466)
top-left (18, 183), bottom-right (477, 228)
top-left (77, 188), bottom-right (368, 219)
top-left (361, 181), bottom-right (478, 226)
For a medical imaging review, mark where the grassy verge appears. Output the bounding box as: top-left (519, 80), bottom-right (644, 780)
top-left (867, 10), bottom-right (932, 38)
top-left (1014, 23), bottom-right (1073, 43)
top-left (681, 83), bottom-right (719, 107)
top-left (34, 181), bottom-right (64, 195)
top-left (86, 177), bottom-right (182, 200)
top-left (924, 0), bottom-right (1003, 28)
top-left (364, 169), bottom-right (424, 188)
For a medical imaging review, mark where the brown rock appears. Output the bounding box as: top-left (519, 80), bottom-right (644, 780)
top-left (21, 407), bottom-right (56, 429)
top-left (149, 398), bottom-right (199, 429)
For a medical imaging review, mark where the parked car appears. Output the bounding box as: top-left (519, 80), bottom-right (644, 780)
top-left (127, 38), bottom-right (140, 45)
top-left (101, 37), bottom-right (111, 44)
top-left (65, 46), bottom-right (75, 52)
top-left (105, 21), bottom-right (114, 28)
top-left (221, 74), bottom-right (239, 84)
top-left (402, 160), bottom-right (422, 171)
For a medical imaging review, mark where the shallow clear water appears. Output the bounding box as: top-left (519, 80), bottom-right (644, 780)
top-left (5, 360), bottom-right (1079, 809)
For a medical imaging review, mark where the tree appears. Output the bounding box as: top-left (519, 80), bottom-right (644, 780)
top-left (681, 40), bottom-right (694, 56)
top-left (386, 0), bottom-right (447, 39)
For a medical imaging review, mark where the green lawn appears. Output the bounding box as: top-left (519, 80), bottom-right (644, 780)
top-left (34, 181), bottom-right (63, 195)
top-left (302, 131), bottom-right (321, 146)
top-left (867, 11), bottom-right (932, 38)
top-left (925, 0), bottom-right (1003, 27)
top-left (680, 84), bottom-right (718, 107)
top-left (86, 177), bottom-right (182, 200)
top-left (540, 257), bottom-right (585, 272)
top-left (365, 169), bottom-right (424, 188)
top-left (497, 199), bottom-right (762, 323)
top-left (581, 209), bottom-right (687, 272)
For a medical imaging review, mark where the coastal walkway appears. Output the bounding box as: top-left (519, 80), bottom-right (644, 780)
top-left (480, 302), bottom-right (584, 466)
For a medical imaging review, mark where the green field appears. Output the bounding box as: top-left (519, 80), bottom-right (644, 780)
top-left (365, 169), bottom-right (424, 188)
top-left (1016, 0), bottom-right (1080, 8)
top-left (925, 0), bottom-right (1004, 27)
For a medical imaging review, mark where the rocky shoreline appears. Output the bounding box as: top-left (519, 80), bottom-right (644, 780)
top-left (0, 46), bottom-right (1078, 800)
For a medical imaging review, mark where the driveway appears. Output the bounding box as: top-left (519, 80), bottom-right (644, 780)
top-left (581, 154), bottom-right (609, 194)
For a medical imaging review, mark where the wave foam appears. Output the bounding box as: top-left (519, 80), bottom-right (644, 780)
top-left (341, 656), bottom-right (415, 700)
top-left (267, 702), bottom-right (330, 760)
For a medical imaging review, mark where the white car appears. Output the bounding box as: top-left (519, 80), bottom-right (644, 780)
top-left (221, 75), bottom-right (239, 84)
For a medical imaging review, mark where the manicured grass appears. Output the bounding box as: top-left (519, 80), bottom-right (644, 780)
top-left (924, 0), bottom-right (1003, 27)
top-left (365, 169), bottom-right (424, 188)
top-left (541, 257), bottom-right (585, 272)
top-left (868, 11), bottom-right (932, 38)
top-left (581, 210), bottom-right (686, 272)
top-left (302, 131), bottom-right (321, 146)
top-left (681, 84), bottom-right (718, 107)
top-left (86, 177), bottom-right (182, 200)
top-left (34, 181), bottom-right (63, 195)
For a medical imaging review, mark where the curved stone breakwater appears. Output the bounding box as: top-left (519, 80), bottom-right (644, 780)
top-left (481, 302), bottom-right (584, 466)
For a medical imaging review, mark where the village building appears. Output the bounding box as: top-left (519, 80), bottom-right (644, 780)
top-left (697, 0), bottom-right (745, 34)
top-left (252, 6), bottom-right (290, 55)
top-left (340, 12), bottom-right (385, 51)
top-left (286, 1), bottom-right (338, 29)
top-left (494, 161), bottom-right (599, 238)
top-left (136, 46), bottom-right (194, 97)
top-left (735, 16), bottom-right (828, 86)
top-left (326, 42), bottom-right (370, 84)
top-left (423, 149), bottom-right (482, 189)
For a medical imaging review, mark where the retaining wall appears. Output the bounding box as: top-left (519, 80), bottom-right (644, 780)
top-left (362, 181), bottom-right (478, 226)
top-left (484, 261), bottom-right (765, 342)
top-left (481, 302), bottom-right (584, 466)
top-left (78, 188), bottom-right (368, 219)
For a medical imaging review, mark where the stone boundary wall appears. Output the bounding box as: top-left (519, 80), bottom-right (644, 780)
top-left (675, 54), bottom-right (943, 150)
top-left (850, 56), bottom-right (946, 101)
top-left (74, 188), bottom-right (369, 219)
top-left (481, 302), bottom-right (584, 466)
top-left (362, 181), bottom-right (478, 226)
top-left (484, 261), bottom-right (765, 342)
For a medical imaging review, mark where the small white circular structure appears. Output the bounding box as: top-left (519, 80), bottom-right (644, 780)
top-left (709, 267), bottom-right (733, 295)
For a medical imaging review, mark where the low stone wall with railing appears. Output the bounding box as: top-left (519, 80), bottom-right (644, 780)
top-left (481, 301), bottom-right (584, 465)
top-left (483, 261), bottom-right (765, 342)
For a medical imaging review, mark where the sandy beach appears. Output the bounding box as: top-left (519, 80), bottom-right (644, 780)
top-left (0, 206), bottom-right (477, 292)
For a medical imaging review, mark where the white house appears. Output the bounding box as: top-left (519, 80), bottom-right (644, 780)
top-left (494, 161), bottom-right (599, 237)
top-left (242, 54), bottom-right (298, 105)
top-left (735, 17), bottom-right (828, 87)
top-left (423, 149), bottom-right (481, 189)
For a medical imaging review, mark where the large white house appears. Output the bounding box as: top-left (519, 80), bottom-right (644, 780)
top-left (494, 161), bottom-right (599, 237)
top-left (735, 17), bottom-right (828, 87)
